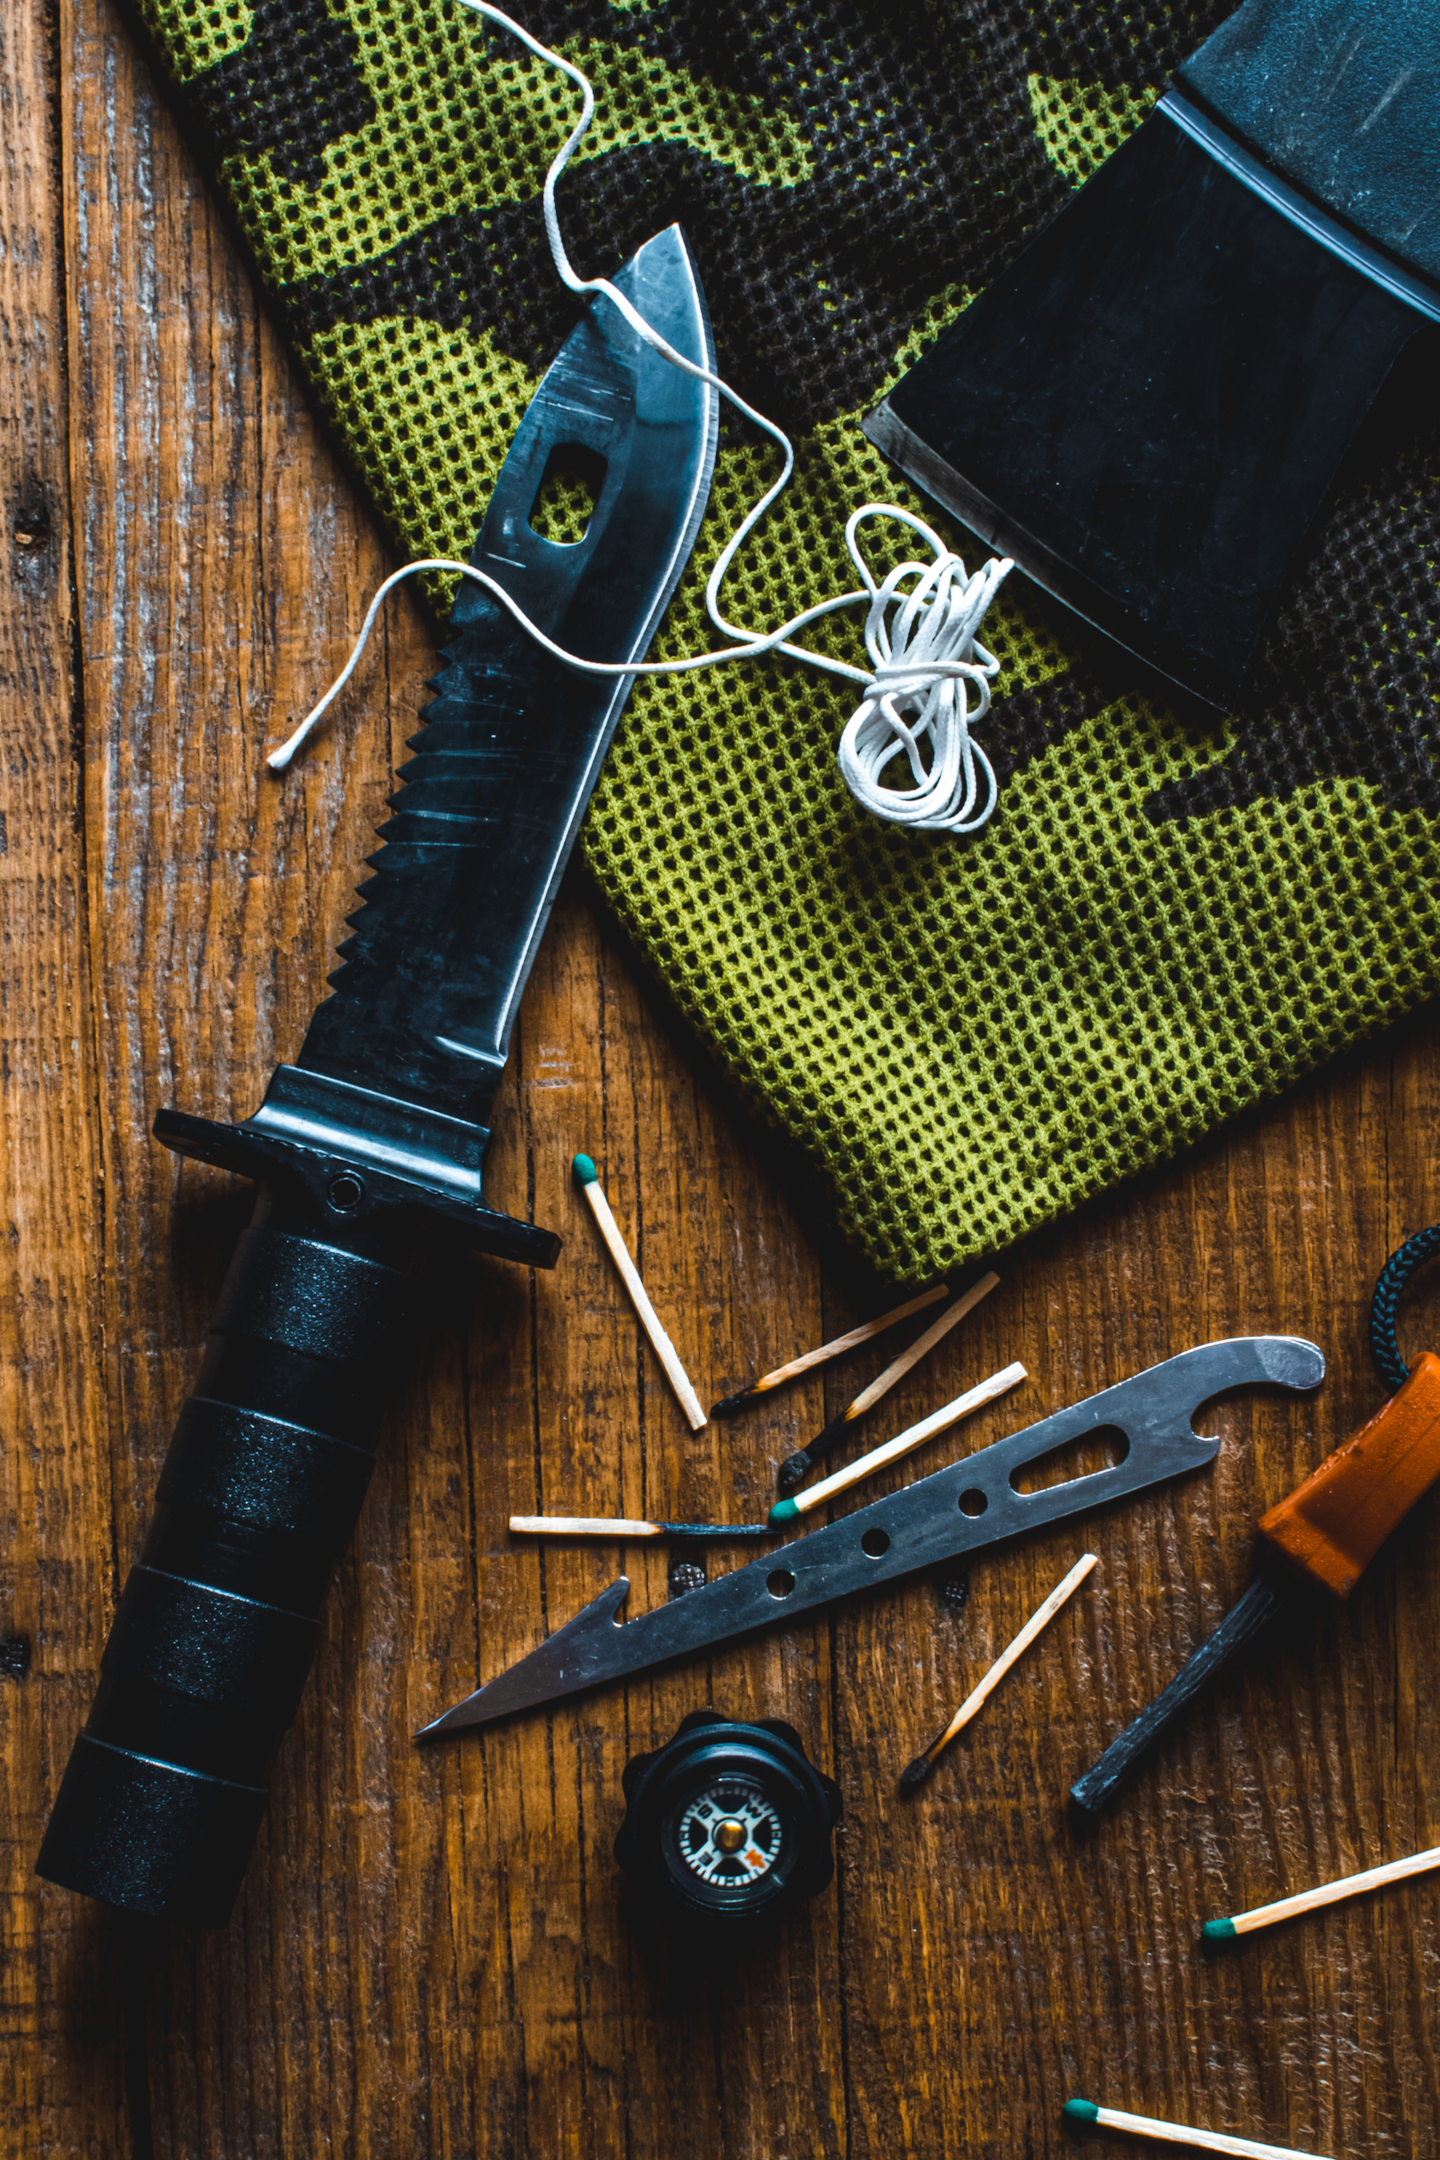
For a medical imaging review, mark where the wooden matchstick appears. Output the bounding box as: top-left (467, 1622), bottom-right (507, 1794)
top-left (1062, 2098), bottom-right (1332, 2160)
top-left (900, 1551), bottom-right (1097, 1791)
top-left (769, 1360), bottom-right (1026, 1525)
top-left (573, 1154), bottom-right (707, 1431)
top-left (776, 1271), bottom-right (1000, 1493)
top-left (711, 1283), bottom-right (951, 1416)
top-left (1203, 1843), bottom-right (1440, 1942)
top-left (509, 1515), bottom-right (775, 1540)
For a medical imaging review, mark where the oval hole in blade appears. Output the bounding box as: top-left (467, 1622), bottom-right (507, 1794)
top-left (1009, 1424), bottom-right (1129, 1495)
top-left (529, 442), bottom-right (607, 546)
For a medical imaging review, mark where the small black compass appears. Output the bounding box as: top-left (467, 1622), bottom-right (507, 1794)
top-left (616, 1711), bottom-right (842, 1927)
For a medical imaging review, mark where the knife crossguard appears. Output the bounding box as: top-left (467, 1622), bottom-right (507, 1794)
top-left (155, 1065), bottom-right (561, 1265)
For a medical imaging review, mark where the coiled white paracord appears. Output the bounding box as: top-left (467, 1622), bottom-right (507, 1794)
top-left (267, 0), bottom-right (1014, 836)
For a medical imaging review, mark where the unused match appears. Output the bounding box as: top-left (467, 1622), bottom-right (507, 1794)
top-left (711, 1283), bottom-right (951, 1416)
top-left (1062, 2098), bottom-right (1332, 2160)
top-left (509, 1515), bottom-right (774, 1539)
top-left (776, 1270), bottom-right (1001, 1492)
top-left (573, 1154), bottom-right (707, 1431)
top-left (901, 1552), bottom-right (1097, 1791)
top-left (1203, 1842), bottom-right (1440, 1942)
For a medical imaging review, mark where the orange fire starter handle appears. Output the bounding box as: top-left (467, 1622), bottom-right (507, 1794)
top-left (1259, 1351), bottom-right (1440, 1597)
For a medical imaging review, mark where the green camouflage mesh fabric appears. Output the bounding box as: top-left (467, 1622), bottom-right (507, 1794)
top-left (128, 0), bottom-right (1440, 1281)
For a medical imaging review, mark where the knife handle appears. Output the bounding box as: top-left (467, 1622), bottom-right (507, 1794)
top-left (36, 1190), bottom-right (420, 1925)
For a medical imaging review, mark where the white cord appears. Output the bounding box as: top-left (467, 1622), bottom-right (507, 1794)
top-left (267, 0), bottom-right (1014, 835)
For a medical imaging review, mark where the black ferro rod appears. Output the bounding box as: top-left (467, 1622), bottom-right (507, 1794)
top-left (1070, 1227), bottom-right (1440, 1819)
top-left (35, 223), bottom-right (720, 1926)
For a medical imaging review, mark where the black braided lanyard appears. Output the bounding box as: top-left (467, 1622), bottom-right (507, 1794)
top-left (1370, 1224), bottom-right (1440, 1393)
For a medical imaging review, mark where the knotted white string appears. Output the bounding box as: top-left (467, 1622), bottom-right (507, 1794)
top-left (267, 0), bottom-right (1014, 837)
top-left (839, 509), bottom-right (1009, 832)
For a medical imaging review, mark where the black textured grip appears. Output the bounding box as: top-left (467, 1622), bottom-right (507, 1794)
top-left (159, 1398), bottom-right (375, 1543)
top-left (37, 1204), bottom-right (419, 1925)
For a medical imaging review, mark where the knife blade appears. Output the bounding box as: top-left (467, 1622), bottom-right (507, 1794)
top-left (36, 223), bottom-right (718, 1926)
top-left (419, 1335), bottom-right (1324, 1735)
top-left (864, 0), bottom-right (1440, 707)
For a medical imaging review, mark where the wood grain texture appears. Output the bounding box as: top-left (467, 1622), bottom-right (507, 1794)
top-left (4, 1), bottom-right (1440, 2153)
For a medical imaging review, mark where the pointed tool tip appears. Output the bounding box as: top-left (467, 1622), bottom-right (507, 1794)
top-left (413, 1676), bottom-right (523, 1743)
top-left (418, 1577), bottom-right (634, 1740)
top-left (414, 1706), bottom-right (468, 1743)
top-left (414, 1683), bottom-right (510, 1742)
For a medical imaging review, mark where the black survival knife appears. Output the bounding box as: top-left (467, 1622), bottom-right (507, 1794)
top-left (421, 1337), bottom-right (1324, 1734)
top-left (37, 225), bottom-right (719, 1926)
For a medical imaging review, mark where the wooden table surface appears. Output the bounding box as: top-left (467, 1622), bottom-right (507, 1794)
top-left (5, 4), bottom-right (1440, 2155)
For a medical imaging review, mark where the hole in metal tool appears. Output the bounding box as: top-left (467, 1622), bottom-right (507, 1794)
top-left (1009, 1424), bottom-right (1128, 1495)
top-left (529, 441), bottom-right (607, 545)
top-left (860, 1528), bottom-right (889, 1558)
top-left (958, 1488), bottom-right (988, 1517)
top-left (766, 1569), bottom-right (796, 1600)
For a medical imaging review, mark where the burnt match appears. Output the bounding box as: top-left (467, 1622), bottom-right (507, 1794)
top-left (711, 1283), bottom-right (951, 1416)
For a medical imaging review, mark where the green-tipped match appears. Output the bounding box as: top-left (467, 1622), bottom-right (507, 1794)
top-left (1063, 2099), bottom-right (1100, 2125)
top-left (572, 1153), bottom-right (598, 1185)
top-left (1202, 1915), bottom-right (1238, 1941)
top-left (767, 1497), bottom-right (800, 1525)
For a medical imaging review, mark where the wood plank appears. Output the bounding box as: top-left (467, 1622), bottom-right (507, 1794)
top-left (830, 1029), bottom-right (1440, 2160)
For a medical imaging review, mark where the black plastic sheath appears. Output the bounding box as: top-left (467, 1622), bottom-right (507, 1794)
top-left (1068, 1571), bottom-right (1292, 1818)
top-left (35, 1188), bottom-right (420, 1925)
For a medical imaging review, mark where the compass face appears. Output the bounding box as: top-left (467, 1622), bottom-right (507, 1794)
top-left (619, 1717), bottom-right (840, 1927)
top-left (676, 1776), bottom-right (783, 1888)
